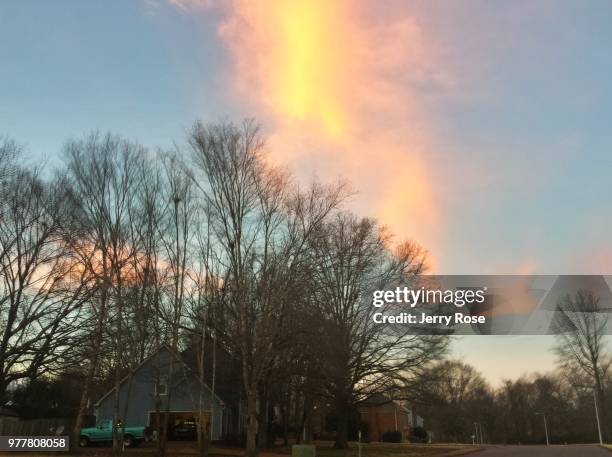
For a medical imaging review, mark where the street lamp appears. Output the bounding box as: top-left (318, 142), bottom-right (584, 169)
top-left (535, 412), bottom-right (549, 446)
top-left (473, 422), bottom-right (483, 445)
top-left (594, 390), bottom-right (604, 445)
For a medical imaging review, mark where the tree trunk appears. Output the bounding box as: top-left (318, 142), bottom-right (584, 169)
top-left (302, 392), bottom-right (314, 444)
top-left (119, 371), bottom-right (135, 444)
top-left (71, 289), bottom-right (107, 453)
top-left (154, 376), bottom-right (162, 455)
top-left (257, 384), bottom-right (269, 449)
top-left (159, 355), bottom-right (175, 457)
top-left (112, 267), bottom-right (125, 454)
top-left (197, 325), bottom-right (209, 457)
top-left (0, 370), bottom-right (7, 414)
top-left (334, 405), bottom-right (349, 449)
top-left (112, 364), bottom-right (122, 453)
top-left (246, 388), bottom-right (258, 457)
top-left (304, 411), bottom-right (313, 444)
top-left (198, 411), bottom-right (210, 457)
top-left (71, 361), bottom-right (94, 452)
top-left (281, 397), bottom-right (289, 446)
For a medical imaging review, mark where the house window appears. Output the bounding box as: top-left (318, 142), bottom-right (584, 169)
top-left (157, 375), bottom-right (168, 396)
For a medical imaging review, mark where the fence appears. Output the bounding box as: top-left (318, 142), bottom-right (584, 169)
top-left (0, 418), bottom-right (75, 436)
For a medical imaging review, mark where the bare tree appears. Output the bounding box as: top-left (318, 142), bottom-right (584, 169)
top-left (0, 161), bottom-right (92, 403)
top-left (0, 137), bottom-right (19, 206)
top-left (63, 132), bottom-right (148, 451)
top-left (0, 122), bottom-right (455, 454)
top-left (188, 120), bottom-right (345, 457)
top-left (554, 290), bottom-right (612, 441)
top-left (417, 360), bottom-right (493, 443)
top-left (308, 213), bottom-right (447, 448)
top-left (156, 154), bottom-right (194, 457)
top-left (183, 201), bottom-right (218, 457)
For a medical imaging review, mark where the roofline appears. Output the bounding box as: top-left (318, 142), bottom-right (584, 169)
top-left (358, 397), bottom-right (411, 414)
top-left (95, 344), bottom-right (225, 407)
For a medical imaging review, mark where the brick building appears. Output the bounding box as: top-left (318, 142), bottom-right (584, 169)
top-left (358, 394), bottom-right (423, 442)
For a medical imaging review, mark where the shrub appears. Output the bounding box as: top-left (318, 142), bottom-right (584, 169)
top-left (411, 426), bottom-right (428, 443)
top-left (325, 408), bottom-right (368, 441)
top-left (381, 430), bottom-right (402, 442)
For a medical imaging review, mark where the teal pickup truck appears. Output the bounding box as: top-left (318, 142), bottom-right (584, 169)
top-left (79, 420), bottom-right (146, 448)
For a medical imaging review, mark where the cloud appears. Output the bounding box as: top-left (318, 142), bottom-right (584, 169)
top-left (168, 0), bottom-right (453, 267)
top-left (166, 0), bottom-right (213, 12)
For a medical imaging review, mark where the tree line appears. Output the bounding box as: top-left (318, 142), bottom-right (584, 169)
top-left (0, 120), bottom-right (446, 456)
top-left (416, 289), bottom-right (612, 445)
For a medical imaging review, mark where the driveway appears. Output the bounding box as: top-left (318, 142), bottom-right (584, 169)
top-left (478, 445), bottom-right (610, 456)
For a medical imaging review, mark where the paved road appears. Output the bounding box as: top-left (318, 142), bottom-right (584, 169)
top-left (478, 445), bottom-right (610, 456)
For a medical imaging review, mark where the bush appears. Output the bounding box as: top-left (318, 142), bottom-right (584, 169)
top-left (381, 430), bottom-right (402, 443)
top-left (410, 426), bottom-right (428, 443)
top-left (325, 408), bottom-right (368, 441)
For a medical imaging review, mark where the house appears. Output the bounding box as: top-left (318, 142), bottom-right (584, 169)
top-left (94, 344), bottom-right (241, 441)
top-left (358, 394), bottom-right (423, 442)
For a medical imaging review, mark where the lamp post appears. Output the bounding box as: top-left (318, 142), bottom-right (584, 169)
top-left (535, 412), bottom-right (549, 446)
top-left (594, 390), bottom-right (603, 445)
top-left (473, 422), bottom-right (483, 445)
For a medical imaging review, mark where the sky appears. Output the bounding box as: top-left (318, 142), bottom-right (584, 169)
top-left (2, 0), bottom-right (612, 386)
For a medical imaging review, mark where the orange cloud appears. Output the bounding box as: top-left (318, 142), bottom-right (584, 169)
top-left (171, 0), bottom-right (450, 268)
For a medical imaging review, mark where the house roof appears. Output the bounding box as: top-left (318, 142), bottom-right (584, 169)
top-left (179, 342), bottom-right (242, 405)
top-left (94, 344), bottom-right (228, 407)
top-left (359, 393), bottom-right (411, 414)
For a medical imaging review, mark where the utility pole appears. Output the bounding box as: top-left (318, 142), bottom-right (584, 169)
top-left (394, 405), bottom-right (398, 431)
top-left (535, 412), bottom-right (549, 446)
top-left (210, 329), bottom-right (216, 441)
top-left (474, 422), bottom-right (483, 445)
top-left (594, 390), bottom-right (604, 445)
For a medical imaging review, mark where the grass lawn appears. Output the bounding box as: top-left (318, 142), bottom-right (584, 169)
top-left (0, 441), bottom-right (479, 457)
top-left (278, 442), bottom-right (479, 457)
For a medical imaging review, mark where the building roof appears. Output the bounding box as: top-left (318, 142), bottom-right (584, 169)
top-left (94, 344), bottom-right (230, 407)
top-left (359, 393), bottom-right (411, 414)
